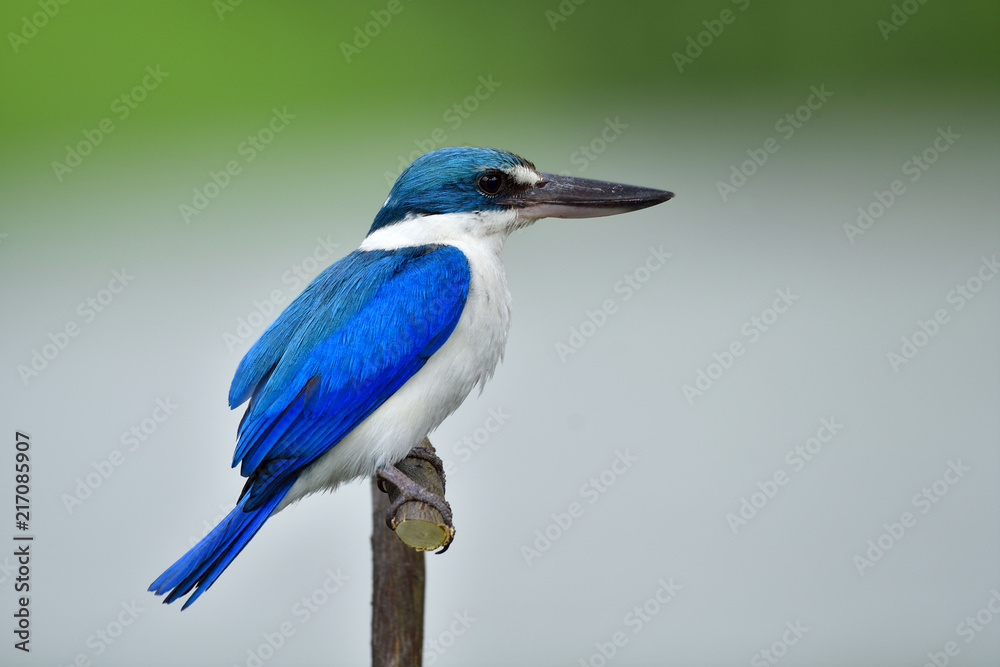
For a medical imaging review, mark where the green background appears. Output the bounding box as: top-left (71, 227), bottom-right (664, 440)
top-left (3, 0), bottom-right (997, 225)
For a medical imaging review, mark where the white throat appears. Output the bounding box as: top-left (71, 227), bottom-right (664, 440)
top-left (360, 209), bottom-right (530, 253)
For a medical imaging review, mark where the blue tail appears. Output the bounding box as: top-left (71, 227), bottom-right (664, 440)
top-left (149, 478), bottom-right (294, 609)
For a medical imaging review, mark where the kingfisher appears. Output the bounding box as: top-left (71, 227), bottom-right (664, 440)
top-left (150, 146), bottom-right (672, 608)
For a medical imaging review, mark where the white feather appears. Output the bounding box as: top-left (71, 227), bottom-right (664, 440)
top-left (504, 164), bottom-right (542, 187)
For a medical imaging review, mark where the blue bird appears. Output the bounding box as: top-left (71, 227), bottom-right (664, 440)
top-left (149, 146), bottom-right (672, 608)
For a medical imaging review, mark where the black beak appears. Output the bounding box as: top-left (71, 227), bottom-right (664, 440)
top-left (504, 172), bottom-right (673, 219)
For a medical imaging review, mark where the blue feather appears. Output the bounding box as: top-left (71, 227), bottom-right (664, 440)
top-left (147, 477), bottom-right (294, 610)
top-left (150, 244), bottom-right (470, 606)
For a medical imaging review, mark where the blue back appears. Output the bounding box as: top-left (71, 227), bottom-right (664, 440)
top-left (229, 244), bottom-right (471, 506)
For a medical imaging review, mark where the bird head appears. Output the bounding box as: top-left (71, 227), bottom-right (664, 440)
top-left (368, 147), bottom-right (672, 239)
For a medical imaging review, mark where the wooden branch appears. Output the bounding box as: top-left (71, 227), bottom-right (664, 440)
top-left (371, 438), bottom-right (454, 666)
top-left (371, 476), bottom-right (424, 667)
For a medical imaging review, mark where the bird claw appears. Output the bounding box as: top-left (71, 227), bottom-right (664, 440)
top-left (376, 463), bottom-right (454, 534)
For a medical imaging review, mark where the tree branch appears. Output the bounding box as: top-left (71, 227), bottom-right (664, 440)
top-left (371, 438), bottom-right (454, 666)
top-left (371, 477), bottom-right (424, 667)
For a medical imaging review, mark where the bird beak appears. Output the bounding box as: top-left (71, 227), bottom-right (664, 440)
top-left (506, 173), bottom-right (673, 220)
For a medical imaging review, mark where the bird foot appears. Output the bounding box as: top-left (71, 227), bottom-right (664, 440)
top-left (404, 443), bottom-right (448, 482)
top-left (376, 463), bottom-right (454, 535)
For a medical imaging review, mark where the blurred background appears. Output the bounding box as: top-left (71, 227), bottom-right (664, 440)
top-left (1, 1), bottom-right (998, 665)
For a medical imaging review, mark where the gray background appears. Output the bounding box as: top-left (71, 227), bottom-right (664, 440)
top-left (1, 1), bottom-right (998, 665)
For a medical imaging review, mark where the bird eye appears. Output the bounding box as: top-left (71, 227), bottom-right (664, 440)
top-left (477, 172), bottom-right (504, 196)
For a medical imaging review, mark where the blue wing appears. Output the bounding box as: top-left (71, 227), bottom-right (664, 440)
top-left (230, 243), bottom-right (471, 509)
top-left (150, 243), bottom-right (470, 608)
